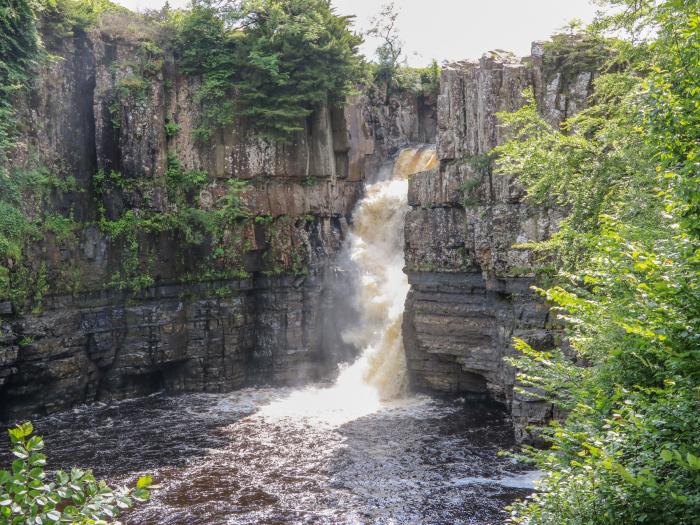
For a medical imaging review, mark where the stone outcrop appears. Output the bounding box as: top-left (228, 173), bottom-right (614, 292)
top-left (0, 13), bottom-right (435, 420)
top-left (402, 45), bottom-right (596, 443)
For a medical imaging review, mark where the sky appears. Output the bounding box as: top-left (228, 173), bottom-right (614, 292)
top-left (114, 0), bottom-right (602, 66)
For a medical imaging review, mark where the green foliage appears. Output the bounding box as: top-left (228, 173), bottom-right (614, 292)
top-left (216, 178), bottom-right (249, 224)
top-left (254, 214), bottom-right (273, 224)
top-left (300, 175), bottom-right (317, 187)
top-left (108, 40), bottom-right (164, 129)
top-left (173, 0), bottom-right (363, 142)
top-left (39, 0), bottom-right (125, 49)
top-left (496, 2), bottom-right (700, 524)
top-left (164, 119), bottom-right (180, 138)
top-left (43, 213), bottom-right (79, 243)
top-left (542, 32), bottom-right (613, 90)
top-left (418, 59), bottom-right (441, 96)
top-left (0, 165), bottom-right (79, 308)
top-left (0, 0), bottom-right (41, 173)
top-left (1, 422), bottom-right (151, 524)
top-left (99, 210), bottom-right (155, 292)
top-left (367, 1), bottom-right (402, 97)
top-left (94, 151), bottom-right (253, 292)
top-left (389, 61), bottom-right (441, 97)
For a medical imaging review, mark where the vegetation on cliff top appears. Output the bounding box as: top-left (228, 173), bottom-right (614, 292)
top-left (173, 0), bottom-right (363, 142)
top-left (496, 0), bottom-right (700, 523)
top-left (366, 1), bottom-right (440, 100)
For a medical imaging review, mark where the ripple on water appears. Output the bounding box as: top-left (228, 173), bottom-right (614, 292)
top-left (0, 388), bottom-right (535, 525)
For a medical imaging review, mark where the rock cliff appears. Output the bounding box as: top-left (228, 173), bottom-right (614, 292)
top-left (402, 44), bottom-right (597, 442)
top-left (0, 13), bottom-right (436, 420)
top-left (1, 10), bottom-right (597, 437)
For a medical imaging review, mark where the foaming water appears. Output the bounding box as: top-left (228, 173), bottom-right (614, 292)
top-left (260, 146), bottom-right (437, 424)
top-left (0, 148), bottom-right (534, 524)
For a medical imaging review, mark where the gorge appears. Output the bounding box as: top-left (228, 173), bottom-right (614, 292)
top-left (0, 2), bottom-right (600, 523)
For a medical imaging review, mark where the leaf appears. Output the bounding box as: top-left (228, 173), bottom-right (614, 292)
top-left (25, 436), bottom-right (43, 452)
top-left (28, 454), bottom-right (46, 467)
top-left (686, 452), bottom-right (700, 470)
top-left (136, 476), bottom-right (152, 489)
top-left (11, 460), bottom-right (25, 475)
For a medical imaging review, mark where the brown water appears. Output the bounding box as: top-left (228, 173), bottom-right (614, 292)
top-left (0, 148), bottom-right (536, 523)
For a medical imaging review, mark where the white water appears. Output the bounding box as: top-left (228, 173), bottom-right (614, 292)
top-left (260, 147), bottom-right (438, 425)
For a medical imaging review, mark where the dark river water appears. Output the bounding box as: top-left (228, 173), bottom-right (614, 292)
top-left (1, 386), bottom-right (536, 524)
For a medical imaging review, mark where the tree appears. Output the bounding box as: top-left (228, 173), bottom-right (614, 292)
top-left (367, 1), bottom-right (403, 100)
top-left (496, 1), bottom-right (700, 523)
top-left (174, 0), bottom-right (363, 142)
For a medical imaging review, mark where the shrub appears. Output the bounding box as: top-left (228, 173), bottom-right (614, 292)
top-left (0, 422), bottom-right (151, 524)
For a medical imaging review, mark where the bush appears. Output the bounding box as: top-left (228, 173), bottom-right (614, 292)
top-left (173, 0), bottom-right (363, 142)
top-left (496, 2), bottom-right (700, 523)
top-left (0, 422), bottom-right (151, 524)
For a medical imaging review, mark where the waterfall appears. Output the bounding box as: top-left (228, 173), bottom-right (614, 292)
top-left (338, 146), bottom-right (437, 399)
top-left (260, 147), bottom-right (437, 424)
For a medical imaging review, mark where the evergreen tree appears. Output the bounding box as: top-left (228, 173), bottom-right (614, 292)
top-left (175, 0), bottom-right (363, 142)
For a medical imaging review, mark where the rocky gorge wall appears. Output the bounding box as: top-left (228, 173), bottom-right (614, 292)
top-left (0, 12), bottom-right (436, 420)
top-left (402, 43), bottom-right (597, 443)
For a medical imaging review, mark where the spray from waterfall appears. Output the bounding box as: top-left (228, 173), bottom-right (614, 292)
top-left (260, 147), bottom-right (437, 424)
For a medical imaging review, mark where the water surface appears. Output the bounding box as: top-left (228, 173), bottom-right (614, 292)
top-left (1, 388), bottom-right (533, 524)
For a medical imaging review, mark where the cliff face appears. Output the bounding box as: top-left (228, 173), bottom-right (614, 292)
top-left (0, 11), bottom-right (595, 433)
top-left (0, 16), bottom-right (435, 420)
top-left (402, 45), bottom-right (596, 442)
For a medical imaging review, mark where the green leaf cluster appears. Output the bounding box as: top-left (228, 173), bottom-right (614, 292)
top-left (173, 0), bottom-right (363, 142)
top-left (39, 0), bottom-right (125, 50)
top-left (1, 422), bottom-right (151, 524)
top-left (496, 1), bottom-right (700, 523)
top-left (0, 0), bottom-right (40, 171)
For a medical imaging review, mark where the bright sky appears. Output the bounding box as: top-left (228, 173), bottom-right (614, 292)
top-left (114, 0), bottom-right (602, 66)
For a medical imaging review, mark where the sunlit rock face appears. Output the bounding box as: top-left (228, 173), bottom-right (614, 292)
top-left (0, 13), bottom-right (437, 420)
top-left (402, 45), bottom-right (597, 444)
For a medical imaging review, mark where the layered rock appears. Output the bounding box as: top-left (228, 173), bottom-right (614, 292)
top-left (0, 14), bottom-right (435, 420)
top-left (403, 45), bottom-right (595, 442)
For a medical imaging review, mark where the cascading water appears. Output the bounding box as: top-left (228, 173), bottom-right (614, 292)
top-left (261, 147), bottom-right (437, 424)
top-left (1, 148), bottom-right (536, 525)
top-left (338, 148), bottom-right (432, 399)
